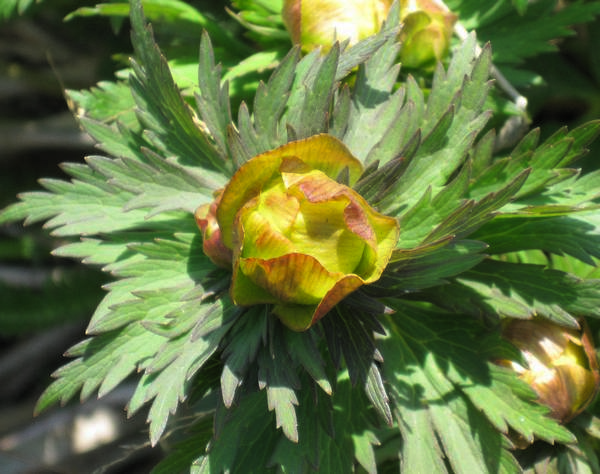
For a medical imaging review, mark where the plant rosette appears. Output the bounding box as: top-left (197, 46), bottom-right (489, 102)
top-left (195, 134), bottom-right (400, 331)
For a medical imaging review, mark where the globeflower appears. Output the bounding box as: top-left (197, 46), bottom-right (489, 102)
top-left (399, 0), bottom-right (457, 69)
top-left (282, 0), bottom-right (393, 53)
top-left (196, 134), bottom-right (400, 331)
top-left (281, 0), bottom-right (456, 70)
top-left (499, 319), bottom-right (600, 424)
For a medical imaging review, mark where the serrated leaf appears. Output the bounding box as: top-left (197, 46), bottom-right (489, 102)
top-left (0, 165), bottom-right (160, 236)
top-left (251, 47), bottom-right (300, 151)
top-left (342, 35), bottom-right (402, 161)
top-left (130, 299), bottom-right (236, 445)
top-left (284, 329), bottom-right (333, 396)
top-left (257, 327), bottom-right (301, 442)
top-left (473, 215), bottom-right (600, 265)
top-left (378, 38), bottom-right (494, 215)
top-left (68, 81), bottom-right (138, 130)
top-left (196, 31), bottom-right (233, 158)
top-left (128, 0), bottom-right (230, 174)
top-left (35, 322), bottom-right (165, 415)
top-left (374, 239), bottom-right (487, 292)
top-left (197, 391), bottom-right (278, 473)
top-left (429, 260), bottom-right (600, 326)
top-left (380, 304), bottom-right (573, 473)
top-left (220, 307), bottom-right (268, 407)
top-left (151, 416), bottom-right (213, 474)
top-left (85, 151), bottom-right (222, 218)
top-left (481, 1), bottom-right (600, 64)
top-left (269, 373), bottom-right (381, 474)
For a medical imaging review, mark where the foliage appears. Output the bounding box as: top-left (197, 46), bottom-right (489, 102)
top-left (2, 0), bottom-right (600, 472)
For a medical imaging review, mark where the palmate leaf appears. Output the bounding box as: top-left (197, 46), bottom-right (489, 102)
top-left (379, 303), bottom-right (575, 473)
top-left (5, 1), bottom-right (600, 473)
top-left (0, 162), bottom-right (149, 236)
top-left (226, 12), bottom-right (399, 165)
top-left (376, 37), bottom-right (493, 216)
top-left (34, 233), bottom-right (218, 410)
top-left (68, 81), bottom-right (138, 130)
top-left (341, 3), bottom-right (403, 162)
top-left (271, 373), bottom-right (381, 474)
top-left (479, 0), bottom-right (600, 65)
top-left (199, 372), bottom-right (381, 474)
top-left (85, 151), bottom-right (223, 218)
top-left (469, 121), bottom-right (600, 206)
top-left (472, 214), bottom-right (600, 266)
top-left (426, 259), bottom-right (600, 327)
top-left (219, 309), bottom-right (334, 443)
top-left (129, 298), bottom-right (237, 446)
top-left (196, 391), bottom-right (279, 473)
top-left (128, 0), bottom-right (230, 174)
top-left (374, 239), bottom-right (488, 292)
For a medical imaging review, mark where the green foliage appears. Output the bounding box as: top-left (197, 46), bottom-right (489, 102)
top-left (2, 0), bottom-right (600, 472)
top-left (0, 0), bottom-right (37, 20)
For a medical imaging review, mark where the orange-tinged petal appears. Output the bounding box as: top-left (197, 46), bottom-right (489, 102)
top-left (230, 263), bottom-right (280, 306)
top-left (204, 133), bottom-right (400, 330)
top-left (283, 0), bottom-right (394, 53)
top-left (195, 196), bottom-right (232, 269)
top-left (237, 253), bottom-right (339, 304)
top-left (273, 274), bottom-right (365, 331)
top-left (218, 135), bottom-right (364, 248)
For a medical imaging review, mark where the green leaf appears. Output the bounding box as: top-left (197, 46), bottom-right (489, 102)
top-left (473, 214), bottom-right (600, 265)
top-left (342, 36), bottom-right (402, 161)
top-left (378, 37), bottom-right (494, 215)
top-left (257, 326), bottom-right (301, 442)
top-left (196, 31), bottom-right (233, 159)
top-left (130, 298), bottom-right (236, 446)
top-left (0, 163), bottom-right (165, 237)
top-left (480, 1), bottom-right (600, 65)
top-left (379, 304), bottom-right (574, 473)
top-left (197, 391), bottom-right (278, 473)
top-left (0, 0), bottom-right (35, 19)
top-left (374, 239), bottom-right (488, 292)
top-left (151, 416), bottom-right (213, 474)
top-left (68, 81), bottom-right (138, 130)
top-left (128, 0), bottom-right (231, 174)
top-left (428, 260), bottom-right (600, 326)
top-left (34, 322), bottom-right (165, 414)
top-left (270, 373), bottom-right (381, 474)
top-left (284, 329), bottom-right (333, 396)
top-left (85, 233), bottom-right (207, 334)
top-left (220, 307), bottom-right (268, 407)
top-left (85, 151), bottom-right (222, 218)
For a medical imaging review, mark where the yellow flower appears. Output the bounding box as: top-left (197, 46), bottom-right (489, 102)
top-left (282, 0), bottom-right (393, 53)
top-left (500, 318), bottom-right (600, 424)
top-left (197, 134), bottom-right (399, 331)
top-left (399, 0), bottom-right (457, 69)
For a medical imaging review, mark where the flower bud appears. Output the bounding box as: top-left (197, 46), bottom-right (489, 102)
top-left (197, 134), bottom-right (399, 331)
top-left (282, 0), bottom-right (393, 53)
top-left (499, 319), bottom-right (600, 424)
top-left (195, 190), bottom-right (233, 269)
top-left (399, 0), bottom-right (457, 69)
